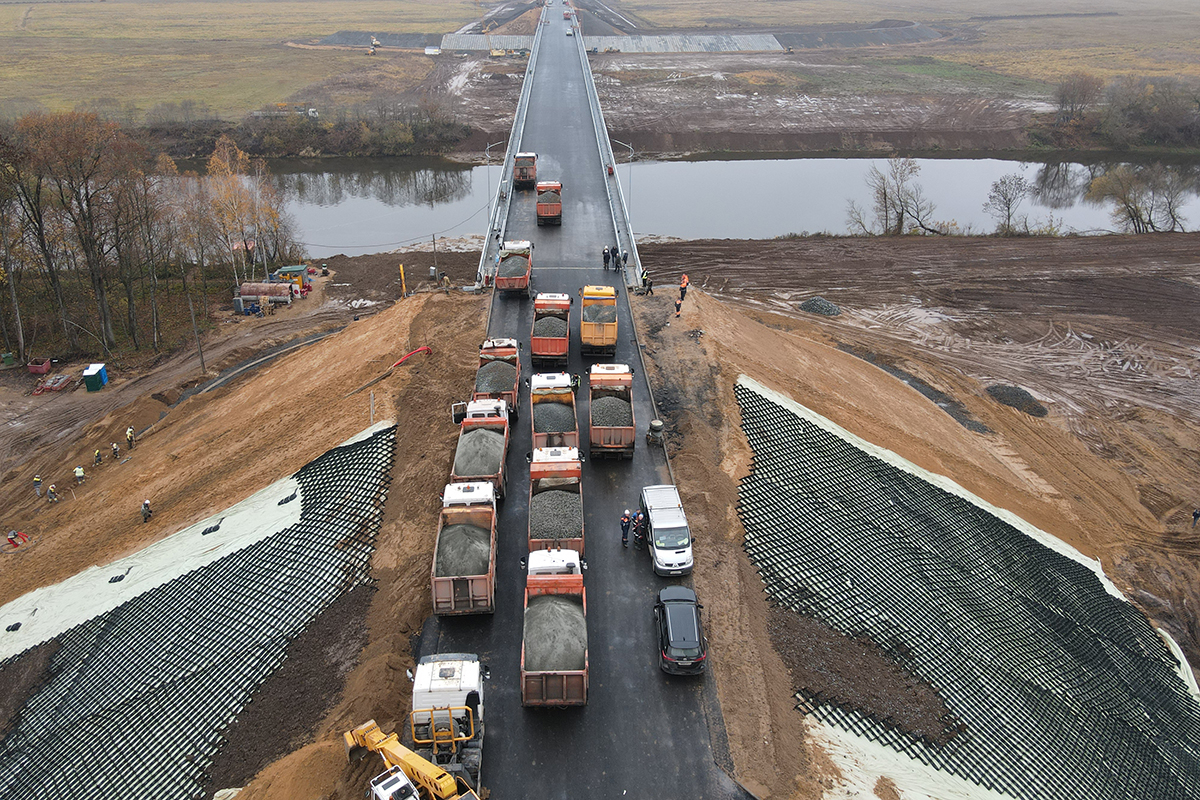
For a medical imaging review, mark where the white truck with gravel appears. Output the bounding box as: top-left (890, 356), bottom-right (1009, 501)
top-left (431, 482), bottom-right (497, 615)
top-left (587, 363), bottom-right (635, 459)
top-left (472, 338), bottom-right (521, 422)
top-left (530, 372), bottom-right (579, 449)
top-left (520, 548), bottom-right (588, 706)
top-left (409, 652), bottom-right (487, 791)
top-left (527, 446), bottom-right (585, 555)
top-left (450, 399), bottom-right (511, 500)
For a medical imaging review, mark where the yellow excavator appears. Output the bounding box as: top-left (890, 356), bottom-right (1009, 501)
top-left (345, 720), bottom-right (481, 800)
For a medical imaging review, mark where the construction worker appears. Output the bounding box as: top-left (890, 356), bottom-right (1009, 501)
top-left (620, 509), bottom-right (632, 548)
top-left (674, 299), bottom-right (682, 318)
top-left (94, 449), bottom-right (102, 467)
top-left (74, 465), bottom-right (85, 485)
top-left (33, 474), bottom-right (42, 497)
top-left (602, 247), bottom-right (610, 270)
top-left (645, 275), bottom-right (654, 295)
top-left (47, 484), bottom-right (58, 504)
top-left (111, 442), bottom-right (120, 461)
top-left (440, 272), bottom-right (452, 295)
top-left (569, 373), bottom-right (581, 394)
top-left (679, 273), bottom-right (689, 302)
top-left (141, 499), bottom-right (153, 523)
top-left (126, 426), bottom-right (135, 450)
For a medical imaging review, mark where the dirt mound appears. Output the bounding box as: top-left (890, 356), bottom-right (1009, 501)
top-left (987, 384), bottom-right (1049, 417)
top-left (800, 296), bottom-right (841, 316)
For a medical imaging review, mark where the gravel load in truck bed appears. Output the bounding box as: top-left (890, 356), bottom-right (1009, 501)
top-left (474, 360), bottom-right (517, 394)
top-left (533, 402), bottom-right (576, 433)
top-left (538, 191), bottom-right (560, 204)
top-left (453, 428), bottom-right (505, 476)
top-left (498, 255), bottom-right (530, 277)
top-left (523, 594), bottom-right (587, 671)
top-left (581, 305), bottom-right (617, 323)
top-left (532, 316), bottom-right (568, 338)
top-left (435, 523), bottom-right (491, 577)
top-left (529, 489), bottom-right (583, 540)
top-left (590, 396), bottom-right (633, 427)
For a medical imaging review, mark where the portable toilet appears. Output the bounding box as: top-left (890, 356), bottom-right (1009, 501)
top-left (83, 363), bottom-right (108, 392)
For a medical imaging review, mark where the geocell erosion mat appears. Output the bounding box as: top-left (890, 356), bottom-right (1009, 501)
top-left (0, 425), bottom-right (397, 800)
top-left (733, 376), bottom-right (1200, 800)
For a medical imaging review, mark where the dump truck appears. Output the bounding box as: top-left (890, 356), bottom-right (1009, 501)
top-left (535, 181), bottom-right (563, 226)
top-left (579, 285), bottom-right (618, 356)
top-left (409, 653), bottom-right (486, 791)
top-left (471, 338), bottom-right (520, 421)
top-left (345, 718), bottom-right (481, 800)
top-left (528, 446), bottom-right (584, 554)
top-left (449, 399), bottom-right (510, 500)
top-left (530, 372), bottom-right (578, 449)
top-left (530, 293), bottom-right (571, 367)
top-left (495, 240), bottom-right (533, 297)
top-left (432, 483), bottom-right (497, 615)
top-left (521, 548), bottom-right (588, 706)
top-left (513, 152), bottom-right (538, 189)
top-left (563, 9), bottom-right (571, 18)
top-left (588, 363), bottom-right (636, 459)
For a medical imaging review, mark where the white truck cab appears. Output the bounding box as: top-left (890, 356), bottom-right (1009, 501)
top-left (442, 482), bottom-right (496, 509)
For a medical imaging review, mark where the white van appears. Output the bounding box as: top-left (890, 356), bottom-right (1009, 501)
top-left (639, 485), bottom-right (694, 576)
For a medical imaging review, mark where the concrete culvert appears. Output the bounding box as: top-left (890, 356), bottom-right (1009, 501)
top-left (800, 296), bottom-right (841, 316)
top-left (435, 524), bottom-right (491, 576)
top-left (582, 305), bottom-right (617, 323)
top-left (533, 402), bottom-right (575, 433)
top-left (498, 255), bottom-right (529, 277)
top-left (454, 429), bottom-right (505, 476)
top-left (986, 384), bottom-right (1049, 417)
top-left (524, 595), bottom-right (587, 671)
top-left (532, 316), bottom-right (568, 337)
top-left (475, 361), bottom-right (517, 394)
top-left (529, 489), bottom-right (583, 539)
top-left (591, 396), bottom-right (632, 427)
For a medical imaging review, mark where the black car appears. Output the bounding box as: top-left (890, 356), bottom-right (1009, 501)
top-left (654, 586), bottom-right (707, 674)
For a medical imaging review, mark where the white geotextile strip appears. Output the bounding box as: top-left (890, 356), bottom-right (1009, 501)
top-left (0, 476), bottom-right (301, 661)
top-left (735, 375), bottom-right (1200, 699)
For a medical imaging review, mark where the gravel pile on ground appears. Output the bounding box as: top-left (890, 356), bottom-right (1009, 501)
top-left (524, 595), bottom-right (587, 671)
top-left (474, 360), bottom-right (516, 394)
top-left (498, 255), bottom-right (529, 277)
top-left (591, 396), bottom-right (632, 427)
top-left (986, 385), bottom-right (1049, 417)
top-left (532, 316), bottom-right (568, 338)
top-left (453, 428), bottom-right (505, 476)
top-left (800, 296), bottom-right (841, 316)
top-left (529, 489), bottom-right (583, 540)
top-left (435, 523), bottom-right (491, 577)
top-left (533, 402), bottom-right (576, 433)
top-left (582, 305), bottom-right (617, 323)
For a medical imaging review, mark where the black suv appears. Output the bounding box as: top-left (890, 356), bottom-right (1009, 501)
top-left (654, 586), bottom-right (707, 674)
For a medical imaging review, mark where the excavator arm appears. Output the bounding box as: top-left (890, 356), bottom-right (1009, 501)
top-left (345, 720), bottom-right (481, 800)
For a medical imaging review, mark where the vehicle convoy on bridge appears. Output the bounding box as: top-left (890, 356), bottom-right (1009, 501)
top-left (536, 181), bottom-right (563, 225)
top-left (470, 338), bottom-right (521, 416)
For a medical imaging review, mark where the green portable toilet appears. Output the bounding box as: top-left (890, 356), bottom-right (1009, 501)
top-left (83, 363), bottom-right (108, 392)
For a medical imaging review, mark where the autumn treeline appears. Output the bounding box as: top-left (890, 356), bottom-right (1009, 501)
top-left (0, 113), bottom-right (303, 363)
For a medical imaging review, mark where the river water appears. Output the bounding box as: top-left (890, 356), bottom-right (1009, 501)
top-left (274, 156), bottom-right (1200, 258)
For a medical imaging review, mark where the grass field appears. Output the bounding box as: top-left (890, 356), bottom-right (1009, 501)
top-left (0, 0), bottom-right (476, 117)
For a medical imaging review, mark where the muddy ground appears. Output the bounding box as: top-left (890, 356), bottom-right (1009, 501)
top-left (2, 232), bottom-right (1199, 800)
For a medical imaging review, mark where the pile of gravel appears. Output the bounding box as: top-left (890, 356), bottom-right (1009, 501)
top-left (529, 489), bottom-right (583, 540)
top-left (532, 316), bottom-right (568, 338)
top-left (533, 402), bottom-right (576, 433)
top-left (453, 428), bottom-right (505, 476)
top-left (475, 360), bottom-right (516, 394)
top-left (435, 523), bottom-right (491, 577)
top-left (538, 191), bottom-right (560, 204)
top-left (986, 384), bottom-right (1049, 417)
top-left (591, 396), bottom-right (633, 427)
top-left (524, 595), bottom-right (587, 671)
top-left (582, 305), bottom-right (617, 323)
top-left (800, 296), bottom-right (841, 316)
top-left (498, 255), bottom-right (529, 277)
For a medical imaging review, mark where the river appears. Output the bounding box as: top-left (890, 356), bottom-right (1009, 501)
top-left (274, 156), bottom-right (1200, 258)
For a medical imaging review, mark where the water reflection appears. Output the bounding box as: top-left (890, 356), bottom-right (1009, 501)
top-left (273, 158), bottom-right (474, 207)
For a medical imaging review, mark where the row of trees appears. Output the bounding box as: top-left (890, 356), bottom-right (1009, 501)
top-left (1054, 72), bottom-right (1200, 148)
top-left (0, 113), bottom-right (303, 363)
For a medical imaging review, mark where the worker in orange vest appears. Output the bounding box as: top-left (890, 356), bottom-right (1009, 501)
top-left (679, 274), bottom-right (689, 302)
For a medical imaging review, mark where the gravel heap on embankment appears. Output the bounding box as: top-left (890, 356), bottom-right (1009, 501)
top-left (435, 523), bottom-right (491, 577)
top-left (986, 384), bottom-right (1049, 417)
top-left (800, 296), bottom-right (841, 316)
top-left (529, 489), bottom-right (583, 540)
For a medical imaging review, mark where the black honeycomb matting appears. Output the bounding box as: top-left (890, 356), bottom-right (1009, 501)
top-left (734, 384), bottom-right (1200, 800)
top-left (0, 426), bottom-right (396, 800)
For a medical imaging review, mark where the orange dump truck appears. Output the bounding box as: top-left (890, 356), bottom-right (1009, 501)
top-left (513, 152), bottom-right (538, 189)
top-left (495, 241), bottom-right (533, 297)
top-left (536, 181), bottom-right (563, 226)
top-left (521, 548), bottom-right (588, 706)
top-left (530, 372), bottom-right (578, 449)
top-left (450, 399), bottom-right (510, 500)
top-left (530, 293), bottom-right (571, 367)
top-left (431, 482), bottom-right (497, 615)
top-left (579, 285), bottom-right (618, 356)
top-left (527, 446), bottom-right (584, 554)
top-left (588, 363), bottom-right (636, 459)
top-left (471, 338), bottom-right (521, 420)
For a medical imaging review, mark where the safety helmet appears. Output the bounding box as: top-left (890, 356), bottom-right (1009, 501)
top-left (624, 509), bottom-right (630, 515)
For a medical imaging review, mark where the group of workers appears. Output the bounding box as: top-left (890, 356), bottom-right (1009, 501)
top-left (619, 509), bottom-right (647, 548)
top-left (30, 426), bottom-right (148, 522)
top-left (602, 246), bottom-right (629, 272)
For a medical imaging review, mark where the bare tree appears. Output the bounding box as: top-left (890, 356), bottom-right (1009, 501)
top-left (1055, 71), bottom-right (1104, 123)
top-left (0, 181), bottom-right (26, 361)
top-left (846, 156), bottom-right (945, 235)
top-left (983, 173), bottom-right (1031, 235)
